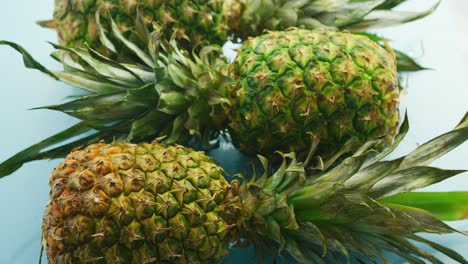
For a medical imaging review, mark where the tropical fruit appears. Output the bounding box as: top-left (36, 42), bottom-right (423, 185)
top-left (43, 141), bottom-right (237, 263)
top-left (40, 0), bottom-right (437, 64)
top-left (226, 29), bottom-right (399, 155)
top-left (0, 28), bottom-right (400, 175)
top-left (41, 118), bottom-right (468, 263)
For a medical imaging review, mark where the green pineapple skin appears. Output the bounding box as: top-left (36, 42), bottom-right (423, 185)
top-left (50, 0), bottom-right (229, 53)
top-left (227, 29), bottom-right (400, 156)
top-left (42, 141), bottom-right (240, 263)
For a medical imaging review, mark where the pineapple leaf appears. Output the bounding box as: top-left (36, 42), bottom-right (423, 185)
top-left (311, 154), bottom-right (369, 184)
top-left (455, 112), bottom-right (468, 129)
top-left (51, 49), bottom-right (86, 72)
top-left (0, 123), bottom-right (92, 178)
top-left (108, 14), bottom-right (154, 67)
top-left (50, 43), bottom-right (142, 86)
top-left (377, 0), bottom-right (409, 10)
top-left (323, 137), bottom-right (362, 169)
top-left (395, 50), bottom-right (426, 72)
top-left (312, 0), bottom-right (387, 28)
top-left (344, 157), bottom-right (405, 191)
top-left (86, 46), bottom-right (146, 85)
top-left (127, 110), bottom-right (172, 141)
top-left (399, 113), bottom-right (468, 169)
top-left (383, 235), bottom-right (444, 264)
top-left (50, 48), bottom-right (152, 92)
top-left (135, 10), bottom-right (150, 44)
top-left (31, 132), bottom-right (113, 161)
top-left (385, 245), bottom-right (426, 264)
top-left (0, 40), bottom-right (57, 79)
top-left (384, 204), bottom-right (461, 234)
top-left (35, 93), bottom-right (133, 121)
top-left (164, 114), bottom-right (188, 144)
top-left (35, 84), bottom-right (157, 121)
top-left (407, 234), bottom-right (468, 264)
top-left (369, 166), bottom-right (466, 199)
top-left (349, 1), bottom-right (441, 30)
top-left (36, 19), bottom-right (56, 29)
top-left (363, 112), bottom-right (409, 166)
top-left (381, 192), bottom-right (468, 221)
top-left (325, 239), bottom-right (350, 263)
top-left (52, 71), bottom-right (125, 94)
top-left (95, 11), bottom-right (116, 53)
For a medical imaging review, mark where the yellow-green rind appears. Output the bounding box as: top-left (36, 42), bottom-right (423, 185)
top-left (42, 141), bottom-right (238, 263)
top-left (49, 0), bottom-right (229, 53)
top-left (227, 29), bottom-right (400, 156)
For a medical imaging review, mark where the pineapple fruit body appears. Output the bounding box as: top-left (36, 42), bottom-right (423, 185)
top-left (227, 29), bottom-right (400, 156)
top-left (47, 0), bottom-right (230, 53)
top-left (43, 141), bottom-right (241, 263)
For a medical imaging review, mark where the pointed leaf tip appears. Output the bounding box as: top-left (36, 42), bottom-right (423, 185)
top-left (0, 41), bottom-right (58, 80)
top-left (395, 50), bottom-right (426, 72)
top-left (37, 19), bottom-right (56, 29)
top-left (0, 123), bottom-right (92, 179)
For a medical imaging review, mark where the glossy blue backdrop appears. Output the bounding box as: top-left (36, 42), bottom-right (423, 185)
top-left (0, 1), bottom-right (467, 263)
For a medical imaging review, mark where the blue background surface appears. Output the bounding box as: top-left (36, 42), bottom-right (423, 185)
top-left (0, 1), bottom-right (467, 263)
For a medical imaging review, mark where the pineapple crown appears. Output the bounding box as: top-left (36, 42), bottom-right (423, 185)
top-left (0, 20), bottom-right (234, 177)
top-left (234, 113), bottom-right (468, 263)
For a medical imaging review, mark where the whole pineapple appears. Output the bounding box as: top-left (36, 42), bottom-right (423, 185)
top-left (0, 28), bottom-right (399, 175)
top-left (41, 0), bottom-right (436, 64)
top-left (42, 119), bottom-right (468, 263)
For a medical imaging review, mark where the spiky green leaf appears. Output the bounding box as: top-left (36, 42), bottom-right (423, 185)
top-left (0, 123), bottom-right (92, 177)
top-left (407, 234), bottom-right (468, 264)
top-left (399, 113), bottom-right (468, 169)
top-left (381, 192), bottom-right (468, 221)
top-left (395, 50), bottom-right (426, 72)
top-left (349, 1), bottom-right (441, 30)
top-left (369, 166), bottom-right (466, 199)
top-left (108, 15), bottom-right (154, 67)
top-left (0, 41), bottom-right (57, 79)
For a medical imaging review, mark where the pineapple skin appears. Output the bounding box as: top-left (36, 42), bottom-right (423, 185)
top-left (42, 141), bottom-right (241, 263)
top-left (227, 29), bottom-right (400, 156)
top-left (50, 0), bottom-right (231, 52)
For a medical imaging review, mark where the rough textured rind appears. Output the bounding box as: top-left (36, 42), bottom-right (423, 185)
top-left (42, 141), bottom-right (239, 263)
top-left (227, 29), bottom-right (400, 156)
top-left (50, 0), bottom-right (229, 54)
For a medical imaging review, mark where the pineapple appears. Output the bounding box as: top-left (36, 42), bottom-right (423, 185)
top-left (42, 117), bottom-right (468, 263)
top-left (0, 28), bottom-right (399, 175)
top-left (43, 141), bottom-right (237, 263)
top-left (41, 0), bottom-right (229, 55)
top-left (226, 29), bottom-right (399, 155)
top-left (40, 0), bottom-right (437, 68)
